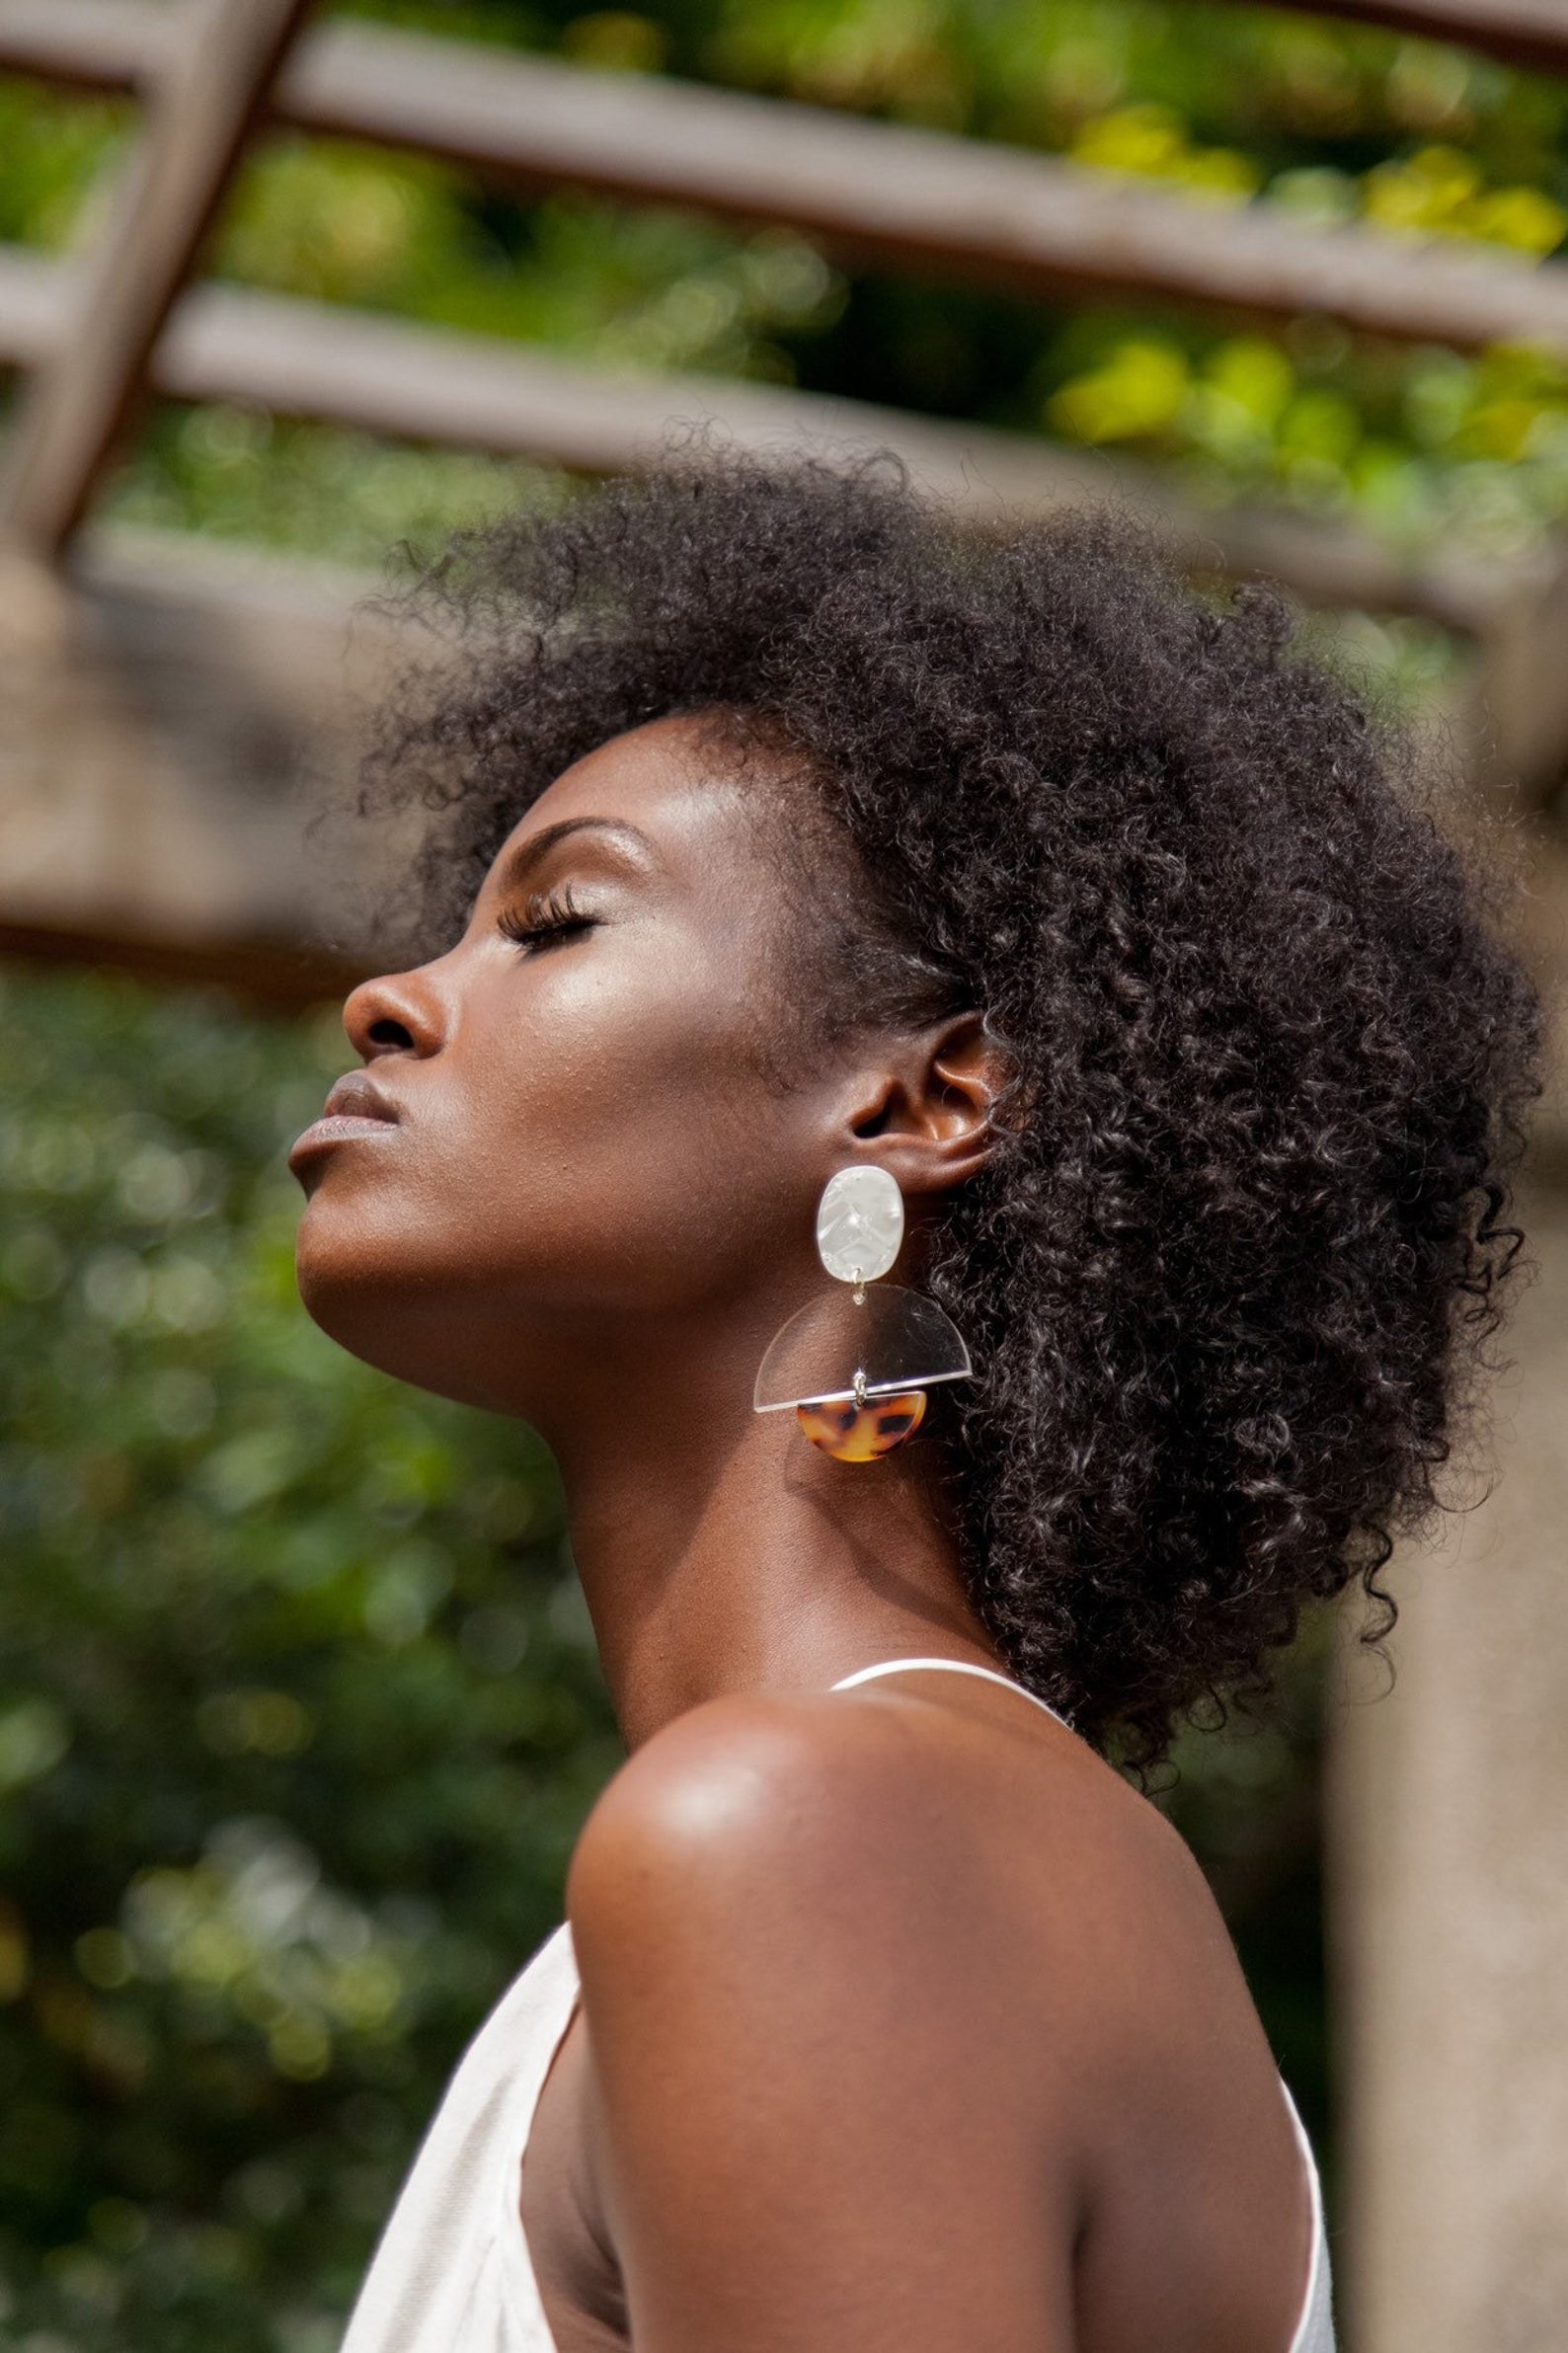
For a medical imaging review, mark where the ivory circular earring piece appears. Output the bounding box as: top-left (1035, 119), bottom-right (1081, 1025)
top-left (815, 1163), bottom-right (904, 1287)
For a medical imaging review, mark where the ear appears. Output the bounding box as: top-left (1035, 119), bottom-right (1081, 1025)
top-left (836, 1012), bottom-right (1010, 1202)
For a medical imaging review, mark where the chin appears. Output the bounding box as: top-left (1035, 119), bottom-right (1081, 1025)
top-left (293, 1215), bottom-right (514, 1412)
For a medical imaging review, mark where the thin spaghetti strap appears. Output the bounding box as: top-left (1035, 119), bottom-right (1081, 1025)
top-left (1279, 2080), bottom-right (1332, 2353)
top-left (829, 1655), bottom-right (1072, 1731)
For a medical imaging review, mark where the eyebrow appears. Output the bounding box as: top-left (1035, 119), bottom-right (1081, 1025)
top-left (497, 816), bottom-right (658, 889)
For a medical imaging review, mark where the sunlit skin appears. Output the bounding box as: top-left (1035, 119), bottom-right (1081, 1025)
top-left (292, 714), bottom-right (1312, 2353)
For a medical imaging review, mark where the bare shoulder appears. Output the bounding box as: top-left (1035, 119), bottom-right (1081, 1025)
top-left (566, 1686), bottom-right (969, 1954)
top-left (559, 1683), bottom-right (1298, 2353)
top-left (562, 1688), bottom-right (1143, 2348)
top-left (566, 1678), bottom-right (1222, 2046)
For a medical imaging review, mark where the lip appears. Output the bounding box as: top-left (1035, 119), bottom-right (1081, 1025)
top-left (288, 1070), bottom-right (401, 1172)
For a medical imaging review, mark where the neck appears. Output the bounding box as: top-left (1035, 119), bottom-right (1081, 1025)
top-left (539, 1310), bottom-right (998, 1752)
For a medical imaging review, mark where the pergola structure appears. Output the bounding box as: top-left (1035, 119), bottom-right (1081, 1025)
top-left (1, 6), bottom-right (1565, 2346)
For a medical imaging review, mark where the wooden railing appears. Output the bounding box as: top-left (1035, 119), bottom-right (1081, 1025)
top-left (1247, 0), bottom-right (1568, 75)
top-left (2, 3), bottom-right (1566, 361)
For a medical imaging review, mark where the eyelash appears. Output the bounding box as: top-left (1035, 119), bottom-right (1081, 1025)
top-left (497, 888), bottom-right (597, 950)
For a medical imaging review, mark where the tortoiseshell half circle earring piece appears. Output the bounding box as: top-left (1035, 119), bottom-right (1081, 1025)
top-left (754, 1286), bottom-right (972, 1463)
top-left (796, 1390), bottom-right (928, 1462)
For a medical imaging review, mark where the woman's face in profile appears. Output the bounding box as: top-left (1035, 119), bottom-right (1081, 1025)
top-left (290, 715), bottom-right (841, 1417)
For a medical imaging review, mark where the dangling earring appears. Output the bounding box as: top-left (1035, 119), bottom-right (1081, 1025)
top-left (752, 1166), bottom-right (974, 1463)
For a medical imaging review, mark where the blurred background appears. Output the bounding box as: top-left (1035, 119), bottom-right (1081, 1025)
top-left (0, 2), bottom-right (1565, 2348)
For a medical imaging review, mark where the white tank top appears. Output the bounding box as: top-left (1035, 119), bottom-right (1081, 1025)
top-left (339, 1658), bottom-right (1335, 2352)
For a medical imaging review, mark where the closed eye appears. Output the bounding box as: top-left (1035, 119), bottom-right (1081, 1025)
top-left (497, 889), bottom-right (598, 951)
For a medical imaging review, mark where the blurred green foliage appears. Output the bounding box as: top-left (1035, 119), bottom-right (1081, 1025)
top-left (0, 969), bottom-right (618, 2349)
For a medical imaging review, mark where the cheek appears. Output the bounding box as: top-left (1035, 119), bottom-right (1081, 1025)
top-left (496, 938), bottom-right (799, 1279)
top-left (476, 993), bottom-right (785, 1305)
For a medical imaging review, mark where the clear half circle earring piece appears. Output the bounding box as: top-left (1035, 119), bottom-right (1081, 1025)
top-left (754, 1165), bottom-right (974, 1463)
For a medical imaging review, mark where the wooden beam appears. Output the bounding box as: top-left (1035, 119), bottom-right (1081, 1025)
top-left (0, 0), bottom-right (315, 563)
top-left (1245, 0), bottom-right (1568, 78)
top-left (279, 32), bottom-right (1568, 351)
top-left (1463, 549), bottom-right (1568, 796)
top-left (0, 241), bottom-right (1536, 636)
top-left (0, 914), bottom-right (365, 1009)
top-left (5, 0), bottom-right (1568, 95)
top-left (1327, 1149), bottom-right (1568, 2353)
top-left (4, 8), bottom-right (1568, 361)
top-left (0, 0), bottom-right (162, 91)
top-left (0, 525), bottom-right (399, 990)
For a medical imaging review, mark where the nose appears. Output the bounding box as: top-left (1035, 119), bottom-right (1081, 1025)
top-left (343, 963), bottom-right (447, 1062)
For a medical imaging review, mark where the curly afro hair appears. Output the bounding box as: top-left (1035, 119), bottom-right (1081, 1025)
top-left (359, 447), bottom-right (1542, 1767)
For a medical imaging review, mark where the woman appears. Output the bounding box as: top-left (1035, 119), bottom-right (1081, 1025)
top-left (289, 453), bottom-right (1538, 2352)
